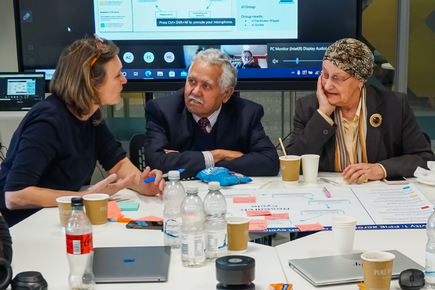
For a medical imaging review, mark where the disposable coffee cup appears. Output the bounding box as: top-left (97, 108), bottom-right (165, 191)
top-left (331, 216), bottom-right (357, 255)
top-left (301, 154), bottom-right (320, 183)
top-left (361, 251), bottom-right (395, 290)
top-left (83, 194), bottom-right (109, 226)
top-left (227, 217), bottom-right (250, 254)
top-left (280, 155), bottom-right (301, 183)
top-left (56, 196), bottom-right (79, 227)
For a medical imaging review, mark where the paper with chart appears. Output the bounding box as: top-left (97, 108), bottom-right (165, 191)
top-left (223, 184), bottom-right (433, 232)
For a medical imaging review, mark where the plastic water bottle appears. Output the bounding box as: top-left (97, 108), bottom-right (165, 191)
top-left (181, 185), bottom-right (206, 267)
top-left (66, 197), bottom-right (95, 290)
top-left (204, 182), bottom-right (227, 261)
top-left (163, 170), bottom-right (186, 249)
top-left (426, 206), bottom-right (435, 286)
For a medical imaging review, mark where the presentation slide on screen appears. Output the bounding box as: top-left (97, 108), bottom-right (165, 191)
top-left (7, 80), bottom-right (36, 96)
top-left (94, 0), bottom-right (298, 40)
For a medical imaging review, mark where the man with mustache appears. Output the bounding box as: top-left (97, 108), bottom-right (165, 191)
top-left (144, 48), bottom-right (279, 178)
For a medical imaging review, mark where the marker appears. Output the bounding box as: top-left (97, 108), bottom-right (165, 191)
top-left (323, 187), bottom-right (331, 198)
top-left (143, 168), bottom-right (185, 183)
top-left (320, 177), bottom-right (341, 187)
top-left (108, 218), bottom-right (133, 223)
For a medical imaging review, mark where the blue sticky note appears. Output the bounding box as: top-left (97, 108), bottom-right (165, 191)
top-left (118, 202), bottom-right (140, 211)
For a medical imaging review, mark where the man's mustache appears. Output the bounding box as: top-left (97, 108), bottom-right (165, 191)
top-left (188, 95), bottom-right (204, 105)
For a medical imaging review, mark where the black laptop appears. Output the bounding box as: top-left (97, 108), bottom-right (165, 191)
top-left (0, 72), bottom-right (45, 111)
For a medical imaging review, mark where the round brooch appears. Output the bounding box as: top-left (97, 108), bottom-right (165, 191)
top-left (370, 113), bottom-right (382, 127)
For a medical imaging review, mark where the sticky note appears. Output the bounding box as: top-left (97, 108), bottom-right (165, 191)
top-left (118, 202), bottom-right (140, 211)
top-left (108, 201), bottom-right (124, 218)
top-left (295, 223), bottom-right (325, 232)
top-left (249, 220), bottom-right (267, 231)
top-left (265, 213), bottom-right (290, 220)
top-left (246, 210), bottom-right (271, 217)
top-left (135, 215), bottom-right (163, 222)
top-left (233, 196), bottom-right (256, 203)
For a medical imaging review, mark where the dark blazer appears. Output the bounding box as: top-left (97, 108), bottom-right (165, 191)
top-left (144, 89), bottom-right (280, 178)
top-left (286, 85), bottom-right (435, 177)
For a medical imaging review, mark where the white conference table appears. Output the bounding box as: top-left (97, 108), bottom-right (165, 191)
top-left (9, 186), bottom-right (286, 289)
top-left (271, 173), bottom-right (435, 290)
top-left (9, 173), bottom-right (435, 289)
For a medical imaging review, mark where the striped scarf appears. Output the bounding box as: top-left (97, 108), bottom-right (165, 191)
top-left (334, 86), bottom-right (368, 171)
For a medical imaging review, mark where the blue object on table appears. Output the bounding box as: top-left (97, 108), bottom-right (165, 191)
top-left (143, 169), bottom-right (185, 183)
top-left (118, 202), bottom-right (140, 211)
top-left (196, 167), bottom-right (252, 186)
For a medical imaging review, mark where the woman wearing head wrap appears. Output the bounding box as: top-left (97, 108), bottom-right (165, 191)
top-left (286, 38), bottom-right (435, 184)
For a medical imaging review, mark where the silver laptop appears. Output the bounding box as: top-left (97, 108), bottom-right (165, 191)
top-left (288, 250), bottom-right (423, 286)
top-left (93, 246), bottom-right (171, 283)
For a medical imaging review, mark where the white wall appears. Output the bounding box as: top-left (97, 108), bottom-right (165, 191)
top-left (0, 0), bottom-right (18, 72)
top-left (0, 0), bottom-right (21, 149)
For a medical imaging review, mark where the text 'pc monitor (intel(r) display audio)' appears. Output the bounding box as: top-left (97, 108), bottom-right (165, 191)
top-left (0, 72), bottom-right (45, 111)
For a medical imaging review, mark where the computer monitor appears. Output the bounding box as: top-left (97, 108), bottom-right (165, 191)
top-left (14, 0), bottom-right (361, 92)
top-left (0, 72), bottom-right (45, 111)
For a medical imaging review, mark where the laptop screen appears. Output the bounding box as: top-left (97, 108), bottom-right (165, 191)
top-left (0, 72), bottom-right (45, 110)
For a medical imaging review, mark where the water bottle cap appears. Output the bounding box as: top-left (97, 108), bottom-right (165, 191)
top-left (208, 181), bottom-right (221, 190)
top-left (168, 170), bottom-right (180, 179)
top-left (71, 197), bottom-right (84, 207)
top-left (186, 185), bottom-right (198, 194)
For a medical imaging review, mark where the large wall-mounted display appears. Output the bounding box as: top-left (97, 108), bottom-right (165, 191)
top-left (14, 0), bottom-right (361, 91)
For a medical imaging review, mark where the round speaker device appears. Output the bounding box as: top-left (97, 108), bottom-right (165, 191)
top-left (216, 256), bottom-right (255, 290)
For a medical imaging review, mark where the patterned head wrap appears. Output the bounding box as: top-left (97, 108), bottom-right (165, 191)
top-left (323, 38), bottom-right (374, 83)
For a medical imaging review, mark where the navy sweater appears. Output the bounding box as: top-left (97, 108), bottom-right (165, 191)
top-left (0, 95), bottom-right (126, 226)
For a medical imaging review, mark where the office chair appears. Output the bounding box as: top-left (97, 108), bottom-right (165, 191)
top-left (129, 133), bottom-right (146, 171)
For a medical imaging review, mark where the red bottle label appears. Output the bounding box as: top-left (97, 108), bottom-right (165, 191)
top-left (66, 233), bottom-right (93, 254)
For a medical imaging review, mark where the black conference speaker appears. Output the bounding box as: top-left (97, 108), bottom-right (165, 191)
top-left (0, 258), bottom-right (47, 290)
top-left (216, 256), bottom-right (255, 290)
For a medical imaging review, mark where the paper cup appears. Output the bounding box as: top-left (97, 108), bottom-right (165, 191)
top-left (301, 154), bottom-right (320, 183)
top-left (56, 196), bottom-right (80, 227)
top-left (226, 217), bottom-right (250, 254)
top-left (280, 155), bottom-right (301, 183)
top-left (83, 194), bottom-right (109, 226)
top-left (331, 216), bottom-right (357, 255)
top-left (361, 251), bottom-right (395, 290)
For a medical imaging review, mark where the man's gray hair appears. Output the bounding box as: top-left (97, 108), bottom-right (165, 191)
top-left (188, 48), bottom-right (237, 92)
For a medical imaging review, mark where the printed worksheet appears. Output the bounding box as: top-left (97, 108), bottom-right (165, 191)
top-left (223, 184), bottom-right (433, 232)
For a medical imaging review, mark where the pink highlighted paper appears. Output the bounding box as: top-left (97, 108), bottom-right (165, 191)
top-left (108, 201), bottom-right (124, 218)
top-left (265, 213), bottom-right (290, 220)
top-left (233, 196), bottom-right (256, 204)
top-left (295, 223), bottom-right (325, 232)
top-left (246, 210), bottom-right (271, 217)
top-left (249, 220), bottom-right (268, 231)
top-left (134, 215), bottom-right (163, 222)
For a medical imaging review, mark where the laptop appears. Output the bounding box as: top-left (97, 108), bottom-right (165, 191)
top-left (93, 246), bottom-right (171, 283)
top-left (0, 72), bottom-right (45, 111)
top-left (288, 250), bottom-right (423, 286)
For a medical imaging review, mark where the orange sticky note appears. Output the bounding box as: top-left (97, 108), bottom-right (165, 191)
top-left (233, 196), bottom-right (256, 203)
top-left (249, 220), bottom-right (267, 231)
top-left (265, 213), bottom-right (290, 220)
top-left (295, 223), bottom-right (325, 232)
top-left (108, 201), bottom-right (124, 218)
top-left (246, 210), bottom-right (271, 217)
top-left (135, 215), bottom-right (163, 222)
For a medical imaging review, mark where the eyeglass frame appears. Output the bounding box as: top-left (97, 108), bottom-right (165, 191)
top-left (321, 70), bottom-right (352, 85)
top-left (91, 34), bottom-right (105, 66)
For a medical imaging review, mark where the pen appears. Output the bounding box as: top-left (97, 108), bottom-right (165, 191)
top-left (108, 218), bottom-right (133, 223)
top-left (323, 187), bottom-right (331, 198)
top-left (320, 177), bottom-right (341, 187)
top-left (144, 168), bottom-right (185, 183)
